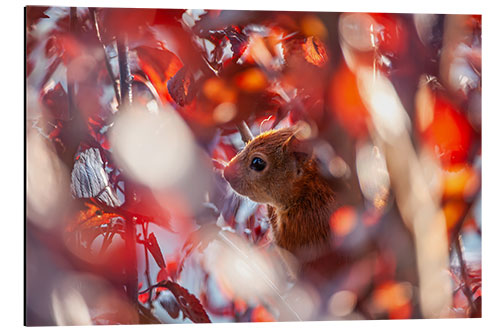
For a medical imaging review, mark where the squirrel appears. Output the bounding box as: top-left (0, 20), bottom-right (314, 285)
top-left (223, 126), bottom-right (337, 262)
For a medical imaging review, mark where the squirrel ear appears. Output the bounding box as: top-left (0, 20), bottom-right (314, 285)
top-left (283, 132), bottom-right (312, 168)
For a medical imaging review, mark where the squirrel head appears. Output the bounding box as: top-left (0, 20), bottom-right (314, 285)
top-left (223, 126), bottom-right (313, 207)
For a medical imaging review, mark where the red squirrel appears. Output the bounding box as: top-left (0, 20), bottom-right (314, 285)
top-left (223, 126), bottom-right (336, 262)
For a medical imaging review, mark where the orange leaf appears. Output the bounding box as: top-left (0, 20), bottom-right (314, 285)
top-left (302, 36), bottom-right (328, 67)
top-left (67, 203), bottom-right (121, 232)
top-left (251, 305), bottom-right (275, 322)
top-left (147, 233), bottom-right (166, 269)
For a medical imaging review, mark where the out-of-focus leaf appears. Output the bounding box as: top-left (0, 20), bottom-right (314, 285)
top-left (157, 268), bottom-right (169, 283)
top-left (45, 32), bottom-right (82, 65)
top-left (135, 46), bottom-right (183, 104)
top-left (126, 186), bottom-right (171, 231)
top-left (177, 224), bottom-right (222, 278)
top-left (147, 232), bottom-right (166, 269)
top-left (369, 13), bottom-right (408, 55)
top-left (251, 305), bottom-right (275, 322)
top-left (41, 82), bottom-right (70, 121)
top-left (235, 68), bottom-right (268, 92)
top-left (420, 95), bottom-right (475, 168)
top-left (202, 25), bottom-right (249, 65)
top-left (442, 164), bottom-right (480, 200)
top-left (71, 148), bottom-right (122, 207)
top-left (328, 63), bottom-right (370, 138)
top-left (167, 66), bottom-right (199, 106)
top-left (138, 292), bottom-right (150, 304)
top-left (99, 8), bottom-right (156, 42)
top-left (26, 6), bottom-right (49, 31)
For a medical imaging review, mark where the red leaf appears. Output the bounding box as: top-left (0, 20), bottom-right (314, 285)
top-left (167, 67), bottom-right (199, 107)
top-left (138, 292), bottom-right (150, 304)
top-left (420, 95), bottom-right (475, 168)
top-left (328, 63), bottom-right (370, 138)
top-left (41, 82), bottom-right (70, 121)
top-left (156, 261), bottom-right (178, 282)
top-left (164, 281), bottom-right (211, 323)
top-left (45, 32), bottom-right (82, 65)
top-left (126, 186), bottom-right (171, 231)
top-left (135, 46), bottom-right (183, 104)
top-left (147, 233), bottom-right (166, 269)
top-left (369, 13), bottom-right (408, 55)
top-left (99, 8), bottom-right (157, 42)
top-left (225, 25), bottom-right (249, 61)
top-left (26, 6), bottom-right (49, 31)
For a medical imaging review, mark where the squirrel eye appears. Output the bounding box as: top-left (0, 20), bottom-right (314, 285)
top-left (250, 157), bottom-right (266, 171)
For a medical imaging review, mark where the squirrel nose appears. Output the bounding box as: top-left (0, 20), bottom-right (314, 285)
top-left (223, 163), bottom-right (236, 183)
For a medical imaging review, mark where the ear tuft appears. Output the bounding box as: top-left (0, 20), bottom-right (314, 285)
top-left (282, 129), bottom-right (313, 170)
top-left (282, 128), bottom-right (312, 155)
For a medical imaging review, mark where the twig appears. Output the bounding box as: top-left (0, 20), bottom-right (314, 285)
top-left (139, 280), bottom-right (169, 295)
top-left (454, 236), bottom-right (478, 315)
top-left (117, 34), bottom-right (133, 109)
top-left (447, 186), bottom-right (480, 317)
top-left (449, 186), bottom-right (481, 249)
top-left (141, 222), bottom-right (153, 306)
top-left (98, 223), bottom-right (113, 255)
top-left (236, 121), bottom-right (254, 143)
top-left (117, 33), bottom-right (138, 311)
top-left (67, 7), bottom-right (77, 119)
top-left (89, 7), bottom-right (121, 104)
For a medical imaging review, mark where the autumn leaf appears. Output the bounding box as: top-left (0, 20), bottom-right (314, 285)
top-left (135, 46), bottom-right (183, 104)
top-left (67, 202), bottom-right (121, 233)
top-left (26, 6), bottom-right (49, 31)
top-left (147, 233), bottom-right (166, 269)
top-left (41, 82), bottom-right (70, 121)
top-left (167, 66), bottom-right (199, 107)
top-left (163, 281), bottom-right (211, 323)
top-left (302, 36), bottom-right (328, 67)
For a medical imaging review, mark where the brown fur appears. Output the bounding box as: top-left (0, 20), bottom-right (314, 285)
top-left (223, 127), bottom-right (336, 259)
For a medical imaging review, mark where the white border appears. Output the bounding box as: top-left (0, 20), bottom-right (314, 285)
top-left (3, 0), bottom-right (499, 332)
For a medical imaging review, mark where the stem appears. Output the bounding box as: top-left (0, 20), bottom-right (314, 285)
top-left (454, 236), bottom-right (478, 315)
top-left (141, 222), bottom-right (153, 306)
top-left (139, 281), bottom-right (169, 295)
top-left (89, 7), bottom-right (121, 104)
top-left (67, 7), bottom-right (77, 118)
top-left (117, 33), bottom-right (138, 311)
top-left (449, 187), bottom-right (481, 250)
top-left (236, 121), bottom-right (254, 143)
top-left (117, 34), bottom-right (133, 109)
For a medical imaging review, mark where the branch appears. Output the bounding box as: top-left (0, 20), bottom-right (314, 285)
top-left (449, 186), bottom-right (481, 248)
top-left (236, 121), bottom-right (254, 143)
top-left (67, 7), bottom-right (77, 118)
top-left (454, 236), bottom-right (478, 315)
top-left (357, 69), bottom-right (452, 318)
top-left (117, 34), bottom-right (133, 109)
top-left (141, 222), bottom-right (153, 306)
top-left (139, 280), bottom-right (168, 295)
top-left (117, 33), bottom-right (138, 312)
top-left (89, 7), bottom-right (121, 104)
